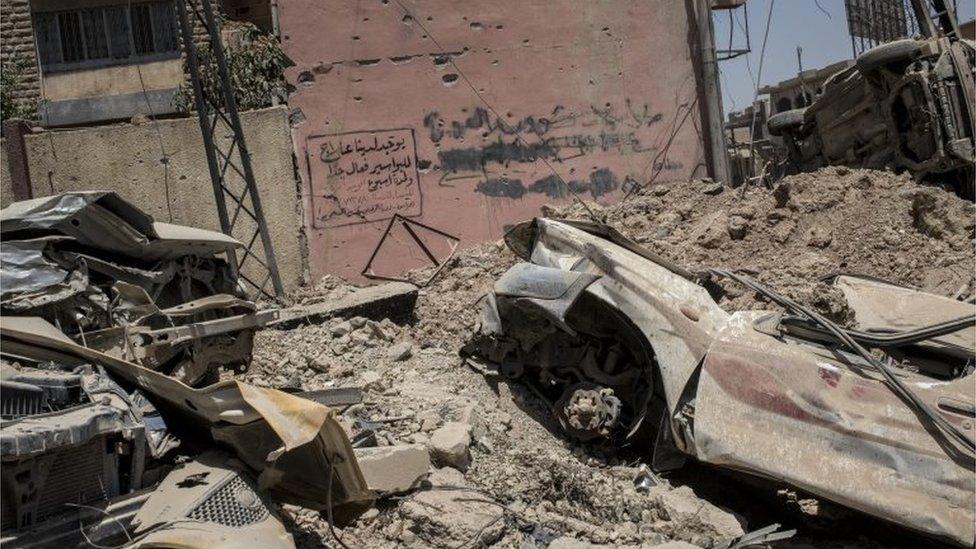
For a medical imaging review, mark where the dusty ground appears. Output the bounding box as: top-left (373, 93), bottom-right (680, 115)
top-left (247, 168), bottom-right (974, 548)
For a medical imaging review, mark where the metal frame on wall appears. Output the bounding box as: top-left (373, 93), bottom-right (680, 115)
top-left (175, 0), bottom-right (284, 299)
top-left (844, 0), bottom-right (960, 56)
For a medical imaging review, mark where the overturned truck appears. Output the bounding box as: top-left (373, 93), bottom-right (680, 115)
top-left (0, 193), bottom-right (374, 547)
top-left (465, 217), bottom-right (976, 546)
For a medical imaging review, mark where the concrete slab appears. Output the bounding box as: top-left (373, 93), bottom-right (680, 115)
top-left (271, 281), bottom-right (418, 329)
top-left (353, 444), bottom-right (431, 495)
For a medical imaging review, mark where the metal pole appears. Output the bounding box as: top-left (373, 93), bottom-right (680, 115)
top-left (197, 0), bottom-right (284, 296)
top-left (176, 0), bottom-right (239, 280)
top-left (695, 0), bottom-right (731, 184)
top-left (910, 0), bottom-right (940, 37)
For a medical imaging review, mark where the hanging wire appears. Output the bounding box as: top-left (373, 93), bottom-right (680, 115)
top-left (131, 0), bottom-right (174, 223)
top-left (741, 0), bottom-right (776, 198)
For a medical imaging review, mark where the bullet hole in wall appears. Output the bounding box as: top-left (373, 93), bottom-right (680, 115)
top-left (297, 71), bottom-right (315, 86)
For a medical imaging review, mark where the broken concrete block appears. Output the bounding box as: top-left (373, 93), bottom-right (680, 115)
top-left (353, 444), bottom-right (430, 495)
top-left (331, 320), bottom-right (353, 337)
top-left (702, 182), bottom-right (724, 195)
top-left (655, 485), bottom-right (745, 546)
top-left (460, 405), bottom-right (487, 441)
top-left (805, 225), bottom-right (833, 248)
top-left (272, 282), bottom-right (418, 330)
top-left (428, 422), bottom-right (472, 471)
top-left (349, 316), bottom-right (368, 328)
top-left (387, 341), bottom-right (413, 361)
top-left (399, 484), bottom-right (504, 547)
top-left (727, 215), bottom-right (749, 240)
top-left (693, 212), bottom-right (728, 249)
top-left (360, 371), bottom-right (383, 391)
top-left (364, 320), bottom-right (391, 342)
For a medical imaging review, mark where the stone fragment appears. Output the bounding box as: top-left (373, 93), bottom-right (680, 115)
top-left (727, 215), bottom-right (749, 240)
top-left (702, 182), bottom-right (724, 195)
top-left (655, 485), bottom-right (745, 546)
top-left (805, 225), bottom-right (833, 248)
top-left (360, 370), bottom-right (384, 391)
top-left (353, 444), bottom-right (430, 494)
top-left (331, 321), bottom-right (353, 337)
top-left (387, 341), bottom-right (413, 361)
top-left (399, 483), bottom-right (504, 547)
top-left (428, 422), bottom-right (472, 471)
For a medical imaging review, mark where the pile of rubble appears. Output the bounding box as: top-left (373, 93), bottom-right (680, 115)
top-left (2, 168), bottom-right (972, 548)
top-left (246, 167), bottom-right (974, 548)
top-left (247, 315), bottom-right (750, 548)
top-left (550, 167), bottom-right (974, 318)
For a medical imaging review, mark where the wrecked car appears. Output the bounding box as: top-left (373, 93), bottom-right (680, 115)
top-left (464, 217), bottom-right (975, 546)
top-left (768, 36), bottom-right (975, 199)
top-left (0, 193), bottom-right (380, 547)
top-left (1, 192), bottom-right (272, 386)
top-left (0, 316), bottom-right (373, 547)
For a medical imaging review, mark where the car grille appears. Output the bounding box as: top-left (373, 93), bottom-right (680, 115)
top-left (187, 475), bottom-right (269, 527)
top-left (35, 439), bottom-right (110, 522)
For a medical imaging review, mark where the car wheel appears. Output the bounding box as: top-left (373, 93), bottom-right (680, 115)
top-left (767, 108), bottom-right (806, 137)
top-left (856, 38), bottom-right (923, 74)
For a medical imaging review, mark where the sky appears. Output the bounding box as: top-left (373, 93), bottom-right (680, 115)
top-left (714, 0), bottom-right (976, 116)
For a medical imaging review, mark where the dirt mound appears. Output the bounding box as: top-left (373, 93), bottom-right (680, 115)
top-left (545, 167), bottom-right (974, 320)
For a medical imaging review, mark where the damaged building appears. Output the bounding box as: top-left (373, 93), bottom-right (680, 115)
top-left (1, 0), bottom-right (974, 548)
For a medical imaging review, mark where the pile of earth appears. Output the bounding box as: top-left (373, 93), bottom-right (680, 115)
top-left (547, 167), bottom-right (974, 321)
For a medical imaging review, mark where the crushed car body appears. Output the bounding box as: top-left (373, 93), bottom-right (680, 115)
top-left (464, 217), bottom-right (976, 546)
top-left (0, 316), bottom-right (373, 547)
top-left (1, 192), bottom-right (271, 386)
top-left (768, 36), bottom-right (975, 198)
top-left (0, 193), bottom-right (374, 547)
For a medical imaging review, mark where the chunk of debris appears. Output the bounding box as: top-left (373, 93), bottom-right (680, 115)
top-left (727, 215), bottom-right (749, 240)
top-left (274, 281), bottom-right (418, 329)
top-left (354, 444), bottom-right (431, 494)
top-left (387, 341), bottom-right (414, 361)
top-left (399, 485), bottom-right (505, 547)
top-left (910, 187), bottom-right (974, 242)
top-left (655, 486), bottom-right (746, 546)
top-left (702, 181), bottom-right (725, 195)
top-left (428, 421), bottom-right (472, 471)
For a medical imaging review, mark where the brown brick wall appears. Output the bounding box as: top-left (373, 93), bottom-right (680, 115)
top-left (1, 0), bottom-right (41, 115)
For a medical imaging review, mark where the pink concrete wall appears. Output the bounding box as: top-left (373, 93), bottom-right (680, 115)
top-left (280, 0), bottom-right (708, 282)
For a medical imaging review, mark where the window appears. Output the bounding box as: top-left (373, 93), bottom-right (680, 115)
top-left (776, 97), bottom-right (794, 114)
top-left (34, 1), bottom-right (179, 73)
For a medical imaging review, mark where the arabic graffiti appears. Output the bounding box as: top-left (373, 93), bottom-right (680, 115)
top-left (423, 100), bottom-right (682, 196)
top-left (307, 128), bottom-right (422, 228)
top-left (422, 106), bottom-right (577, 143)
top-left (474, 168), bottom-right (636, 200)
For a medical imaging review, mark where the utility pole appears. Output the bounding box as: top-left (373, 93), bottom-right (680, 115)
top-left (176, 0), bottom-right (285, 299)
top-left (695, 0), bottom-right (731, 184)
top-left (796, 46), bottom-right (810, 105)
